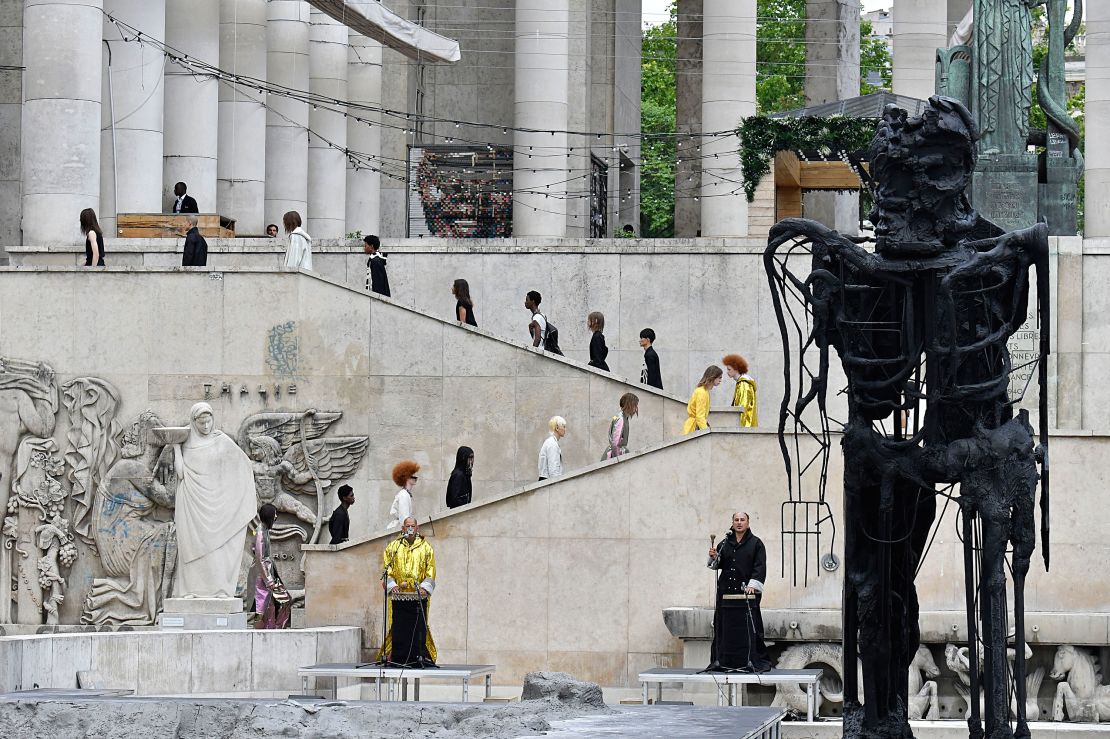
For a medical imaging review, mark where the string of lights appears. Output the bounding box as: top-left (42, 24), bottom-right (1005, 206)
top-left (104, 11), bottom-right (749, 143)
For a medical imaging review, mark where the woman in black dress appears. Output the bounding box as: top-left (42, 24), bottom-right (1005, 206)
top-left (79, 208), bottom-right (105, 267)
top-left (453, 278), bottom-right (477, 326)
top-left (587, 311), bottom-right (609, 371)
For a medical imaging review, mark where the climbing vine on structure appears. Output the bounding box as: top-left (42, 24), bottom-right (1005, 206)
top-left (737, 116), bottom-right (880, 202)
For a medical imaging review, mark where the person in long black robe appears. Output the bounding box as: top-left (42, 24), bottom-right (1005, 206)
top-left (445, 446), bottom-right (474, 508)
top-left (707, 512), bottom-right (771, 672)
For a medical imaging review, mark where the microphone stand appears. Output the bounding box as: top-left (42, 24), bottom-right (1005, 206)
top-left (364, 538), bottom-right (402, 668)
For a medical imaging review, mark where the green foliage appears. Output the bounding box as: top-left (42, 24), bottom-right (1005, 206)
top-left (860, 20), bottom-right (893, 95)
top-left (639, 2), bottom-right (896, 232)
top-left (756, 0), bottom-right (806, 114)
top-left (737, 116), bottom-right (879, 201)
top-left (639, 3), bottom-right (677, 237)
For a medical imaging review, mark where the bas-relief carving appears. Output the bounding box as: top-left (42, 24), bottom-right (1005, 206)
top-left (81, 412), bottom-right (177, 627)
top-left (1051, 644), bottom-right (1110, 723)
top-left (767, 642), bottom-right (1110, 723)
top-left (0, 355), bottom-right (368, 626)
top-left (945, 641), bottom-right (1044, 722)
top-left (237, 411), bottom-right (369, 591)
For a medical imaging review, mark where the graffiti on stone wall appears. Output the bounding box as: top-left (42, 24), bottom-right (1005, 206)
top-left (265, 321), bottom-right (300, 379)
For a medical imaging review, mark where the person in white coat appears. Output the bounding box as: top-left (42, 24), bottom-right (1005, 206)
top-left (538, 416), bottom-right (566, 481)
top-left (282, 210), bottom-right (313, 270)
top-left (387, 460), bottom-right (420, 530)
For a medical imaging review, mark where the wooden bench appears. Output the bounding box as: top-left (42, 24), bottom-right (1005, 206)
top-left (637, 667), bottom-right (823, 720)
top-left (116, 213), bottom-right (236, 238)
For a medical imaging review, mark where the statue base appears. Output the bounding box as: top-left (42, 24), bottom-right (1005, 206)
top-left (970, 153), bottom-right (1038, 232)
top-left (159, 597), bottom-right (248, 630)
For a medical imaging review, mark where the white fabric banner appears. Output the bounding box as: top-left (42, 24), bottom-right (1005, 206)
top-left (307, 0), bottom-right (462, 63)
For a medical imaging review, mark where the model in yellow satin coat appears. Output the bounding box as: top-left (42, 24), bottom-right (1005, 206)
top-left (723, 354), bottom-right (758, 427)
top-left (683, 365), bottom-right (723, 434)
top-left (376, 518), bottom-right (437, 663)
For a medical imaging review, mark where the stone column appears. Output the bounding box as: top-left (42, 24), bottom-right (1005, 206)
top-left (163, 0), bottom-right (219, 213)
top-left (674, 0), bottom-right (702, 237)
top-left (218, 0), bottom-right (267, 235)
top-left (1087, 2), bottom-right (1110, 237)
top-left (513, 0), bottom-right (569, 237)
top-left (265, 0), bottom-right (310, 227)
top-left (346, 28), bottom-right (382, 237)
top-left (21, 0), bottom-right (103, 245)
top-left (891, 0), bottom-right (946, 100)
top-left (700, 0), bottom-right (755, 236)
top-left (805, 0), bottom-right (860, 234)
top-left (308, 9), bottom-right (347, 239)
top-left (0, 0), bottom-right (24, 256)
top-left (101, 0), bottom-right (165, 238)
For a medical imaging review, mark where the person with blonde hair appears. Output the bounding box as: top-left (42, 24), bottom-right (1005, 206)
top-left (387, 460), bottom-right (420, 530)
top-left (722, 354), bottom-right (758, 427)
top-left (538, 416), bottom-right (566, 480)
top-left (683, 365), bottom-right (723, 434)
top-left (603, 393), bottom-right (639, 459)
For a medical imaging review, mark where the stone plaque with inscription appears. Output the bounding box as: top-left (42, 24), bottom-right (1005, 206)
top-left (970, 154), bottom-right (1039, 232)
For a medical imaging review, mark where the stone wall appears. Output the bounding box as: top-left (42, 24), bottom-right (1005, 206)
top-left (302, 428), bottom-right (1108, 688)
top-left (5, 238), bottom-right (832, 407)
top-left (0, 626), bottom-right (360, 694)
top-left (0, 0), bottom-right (22, 256)
top-left (0, 267), bottom-right (733, 588)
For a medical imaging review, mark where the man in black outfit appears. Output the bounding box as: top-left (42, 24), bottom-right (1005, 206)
top-left (172, 181), bottom-right (199, 214)
top-left (364, 234), bottom-right (390, 296)
top-left (182, 215), bottom-right (208, 266)
top-left (639, 328), bottom-right (663, 390)
top-left (328, 485), bottom-right (354, 545)
top-left (706, 511), bottom-right (771, 672)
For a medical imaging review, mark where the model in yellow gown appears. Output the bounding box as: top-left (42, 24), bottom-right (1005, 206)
top-left (733, 375), bottom-right (758, 427)
top-left (376, 530), bottom-right (438, 663)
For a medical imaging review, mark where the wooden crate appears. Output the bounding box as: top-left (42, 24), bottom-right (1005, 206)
top-left (117, 213), bottom-right (236, 238)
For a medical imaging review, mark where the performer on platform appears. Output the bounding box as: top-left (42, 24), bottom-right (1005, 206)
top-left (706, 512), bottom-right (771, 672)
top-left (377, 517), bottom-right (438, 667)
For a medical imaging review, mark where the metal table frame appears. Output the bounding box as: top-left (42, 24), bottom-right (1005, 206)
top-left (636, 668), bottom-right (822, 721)
top-left (297, 663), bottom-right (495, 702)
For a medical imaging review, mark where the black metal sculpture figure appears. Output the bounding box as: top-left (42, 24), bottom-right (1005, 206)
top-left (765, 97), bottom-right (1050, 739)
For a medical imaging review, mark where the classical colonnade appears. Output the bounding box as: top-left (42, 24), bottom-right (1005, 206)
top-left (17, 1), bottom-right (1110, 243)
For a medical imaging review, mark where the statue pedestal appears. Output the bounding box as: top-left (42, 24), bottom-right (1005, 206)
top-left (970, 153), bottom-right (1039, 232)
top-left (159, 597), bottom-right (248, 630)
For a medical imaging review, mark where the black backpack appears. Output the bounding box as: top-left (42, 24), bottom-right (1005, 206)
top-left (540, 314), bottom-right (563, 355)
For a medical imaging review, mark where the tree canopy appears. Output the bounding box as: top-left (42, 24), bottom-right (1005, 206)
top-left (638, 1), bottom-right (893, 236)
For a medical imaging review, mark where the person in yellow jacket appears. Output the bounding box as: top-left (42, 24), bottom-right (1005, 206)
top-left (683, 365), bottom-right (723, 434)
top-left (723, 354), bottom-right (758, 427)
top-left (377, 517), bottom-right (437, 666)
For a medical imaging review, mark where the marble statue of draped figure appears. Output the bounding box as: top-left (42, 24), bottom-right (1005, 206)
top-left (169, 402), bottom-right (256, 598)
top-left (975, 0), bottom-right (1039, 156)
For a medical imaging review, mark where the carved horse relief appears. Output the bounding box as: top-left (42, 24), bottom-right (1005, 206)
top-left (907, 645), bottom-right (940, 720)
top-left (1051, 644), bottom-right (1110, 722)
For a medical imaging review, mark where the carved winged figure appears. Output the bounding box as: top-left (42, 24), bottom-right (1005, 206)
top-left (236, 410), bottom-right (368, 544)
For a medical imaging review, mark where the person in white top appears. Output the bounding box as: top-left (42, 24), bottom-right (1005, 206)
top-left (538, 416), bottom-right (566, 480)
top-left (387, 460), bottom-right (420, 530)
top-left (282, 210), bottom-right (313, 270)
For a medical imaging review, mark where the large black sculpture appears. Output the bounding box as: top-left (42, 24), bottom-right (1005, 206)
top-left (765, 97), bottom-right (1050, 739)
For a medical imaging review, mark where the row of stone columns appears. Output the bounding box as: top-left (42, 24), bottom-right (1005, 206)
top-left (22, 0), bottom-right (384, 244)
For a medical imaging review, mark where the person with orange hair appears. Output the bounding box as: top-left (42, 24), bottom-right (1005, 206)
top-left (722, 354), bottom-right (758, 427)
top-left (387, 460), bottom-right (420, 530)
